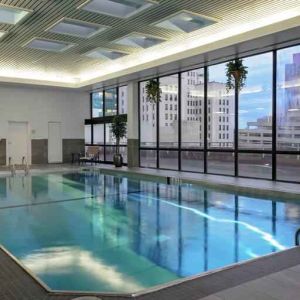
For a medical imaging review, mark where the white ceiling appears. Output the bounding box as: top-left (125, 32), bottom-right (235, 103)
top-left (0, 0), bottom-right (299, 88)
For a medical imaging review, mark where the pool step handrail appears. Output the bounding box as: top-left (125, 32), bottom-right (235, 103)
top-left (296, 228), bottom-right (300, 246)
top-left (8, 157), bottom-right (16, 177)
top-left (22, 156), bottom-right (30, 176)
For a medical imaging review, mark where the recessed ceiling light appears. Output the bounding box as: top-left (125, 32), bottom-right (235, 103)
top-left (85, 48), bottom-right (129, 60)
top-left (0, 4), bottom-right (31, 25)
top-left (78, 0), bottom-right (156, 18)
top-left (114, 33), bottom-right (166, 48)
top-left (47, 18), bottom-right (109, 38)
top-left (154, 11), bottom-right (218, 33)
top-left (0, 30), bottom-right (7, 39)
top-left (25, 38), bottom-right (75, 52)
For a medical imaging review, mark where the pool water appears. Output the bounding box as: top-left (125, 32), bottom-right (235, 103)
top-left (0, 171), bottom-right (300, 293)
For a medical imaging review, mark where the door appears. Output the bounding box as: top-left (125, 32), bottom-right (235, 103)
top-left (7, 122), bottom-right (29, 165)
top-left (48, 122), bottom-right (62, 163)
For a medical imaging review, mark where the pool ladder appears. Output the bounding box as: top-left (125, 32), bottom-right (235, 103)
top-left (22, 156), bottom-right (30, 176)
top-left (8, 157), bottom-right (16, 176)
top-left (296, 228), bottom-right (300, 246)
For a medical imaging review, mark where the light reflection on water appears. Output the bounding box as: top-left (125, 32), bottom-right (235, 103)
top-left (0, 171), bottom-right (300, 293)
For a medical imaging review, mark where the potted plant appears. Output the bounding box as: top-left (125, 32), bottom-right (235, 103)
top-left (111, 115), bottom-right (127, 167)
top-left (225, 59), bottom-right (248, 92)
top-left (145, 79), bottom-right (162, 104)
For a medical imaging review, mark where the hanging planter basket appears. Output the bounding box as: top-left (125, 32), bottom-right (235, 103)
top-left (225, 59), bottom-right (248, 92)
top-left (145, 79), bottom-right (162, 104)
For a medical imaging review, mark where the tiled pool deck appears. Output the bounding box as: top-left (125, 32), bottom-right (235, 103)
top-left (1, 164), bottom-right (300, 300)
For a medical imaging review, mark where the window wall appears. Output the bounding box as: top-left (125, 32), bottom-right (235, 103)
top-left (85, 85), bottom-right (128, 164)
top-left (139, 44), bottom-right (300, 182)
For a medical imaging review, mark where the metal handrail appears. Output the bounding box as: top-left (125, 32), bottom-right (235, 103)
top-left (295, 228), bottom-right (300, 246)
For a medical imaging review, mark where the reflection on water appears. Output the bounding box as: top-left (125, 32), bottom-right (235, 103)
top-left (0, 171), bottom-right (300, 293)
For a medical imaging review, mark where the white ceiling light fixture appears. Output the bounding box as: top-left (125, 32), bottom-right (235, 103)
top-left (114, 33), bottom-right (166, 49)
top-left (0, 30), bottom-right (8, 39)
top-left (85, 48), bottom-right (129, 60)
top-left (24, 38), bottom-right (75, 52)
top-left (47, 18), bottom-right (109, 38)
top-left (153, 10), bottom-right (219, 33)
top-left (78, 0), bottom-right (156, 18)
top-left (0, 4), bottom-right (31, 25)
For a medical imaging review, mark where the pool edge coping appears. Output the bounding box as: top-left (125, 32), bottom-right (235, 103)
top-left (97, 166), bottom-right (300, 201)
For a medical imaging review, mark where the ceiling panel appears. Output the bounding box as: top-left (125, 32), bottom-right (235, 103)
top-left (0, 0), bottom-right (298, 86)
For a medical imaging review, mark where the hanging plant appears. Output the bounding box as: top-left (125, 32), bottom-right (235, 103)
top-left (225, 59), bottom-right (248, 92)
top-left (145, 79), bottom-right (161, 104)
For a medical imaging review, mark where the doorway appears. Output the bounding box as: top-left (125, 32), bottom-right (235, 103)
top-left (7, 122), bottom-right (30, 165)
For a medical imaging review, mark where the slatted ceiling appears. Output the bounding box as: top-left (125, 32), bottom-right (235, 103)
top-left (0, 1), bottom-right (297, 83)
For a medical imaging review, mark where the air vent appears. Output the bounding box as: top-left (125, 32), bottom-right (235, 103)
top-left (85, 48), bottom-right (129, 60)
top-left (154, 11), bottom-right (218, 33)
top-left (79, 0), bottom-right (155, 18)
top-left (0, 4), bottom-right (31, 25)
top-left (114, 33), bottom-right (165, 49)
top-left (48, 18), bottom-right (108, 38)
top-left (25, 38), bottom-right (75, 52)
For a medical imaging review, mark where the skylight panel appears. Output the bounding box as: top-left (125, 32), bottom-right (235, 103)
top-left (48, 19), bottom-right (108, 38)
top-left (79, 0), bottom-right (155, 18)
top-left (154, 11), bottom-right (218, 33)
top-left (0, 31), bottom-right (7, 39)
top-left (0, 5), bottom-right (30, 25)
top-left (85, 48), bottom-right (128, 60)
top-left (25, 38), bottom-right (74, 52)
top-left (114, 33), bottom-right (165, 49)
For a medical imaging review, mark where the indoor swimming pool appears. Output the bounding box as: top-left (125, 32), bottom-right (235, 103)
top-left (0, 170), bottom-right (299, 293)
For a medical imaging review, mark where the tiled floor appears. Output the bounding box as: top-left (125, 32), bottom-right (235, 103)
top-left (1, 163), bottom-right (300, 300)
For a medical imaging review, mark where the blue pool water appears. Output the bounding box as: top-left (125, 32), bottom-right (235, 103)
top-left (0, 170), bottom-right (300, 293)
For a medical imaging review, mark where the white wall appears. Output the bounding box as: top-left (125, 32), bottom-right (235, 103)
top-left (0, 84), bottom-right (89, 140)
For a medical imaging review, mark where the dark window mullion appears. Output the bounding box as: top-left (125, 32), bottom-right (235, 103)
top-left (178, 72), bottom-right (182, 171)
top-left (204, 66), bottom-right (208, 173)
top-left (272, 50), bottom-right (277, 181)
top-left (157, 77), bottom-right (160, 169)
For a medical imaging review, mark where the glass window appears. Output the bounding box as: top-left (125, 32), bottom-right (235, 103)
top-left (93, 124), bottom-right (104, 144)
top-left (92, 92), bottom-right (103, 118)
top-left (207, 152), bottom-right (234, 175)
top-left (140, 81), bottom-right (157, 147)
top-left (239, 53), bottom-right (273, 150)
top-left (277, 154), bottom-right (300, 182)
top-left (181, 68), bottom-right (204, 149)
top-left (84, 125), bottom-right (91, 144)
top-left (105, 146), bottom-right (116, 161)
top-left (118, 86), bottom-right (128, 114)
top-left (140, 150), bottom-right (157, 168)
top-left (159, 75), bottom-right (179, 148)
top-left (105, 88), bottom-right (117, 116)
top-left (181, 151), bottom-right (204, 172)
top-left (208, 63), bottom-right (235, 149)
top-left (238, 153), bottom-right (272, 179)
top-left (105, 123), bottom-right (115, 145)
top-left (159, 150), bottom-right (178, 170)
top-left (277, 45), bottom-right (300, 151)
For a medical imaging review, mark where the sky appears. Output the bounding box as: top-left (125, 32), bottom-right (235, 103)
top-left (209, 46), bottom-right (300, 128)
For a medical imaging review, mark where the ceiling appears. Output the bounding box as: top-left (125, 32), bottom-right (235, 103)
top-left (0, 0), bottom-right (299, 88)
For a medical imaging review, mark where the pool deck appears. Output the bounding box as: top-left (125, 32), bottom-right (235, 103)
top-left (1, 163), bottom-right (300, 299)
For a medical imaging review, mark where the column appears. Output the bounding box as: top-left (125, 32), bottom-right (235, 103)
top-left (127, 80), bottom-right (139, 167)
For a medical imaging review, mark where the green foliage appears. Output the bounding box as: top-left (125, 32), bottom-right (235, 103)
top-left (145, 79), bottom-right (162, 104)
top-left (225, 59), bottom-right (248, 92)
top-left (111, 115), bottom-right (127, 153)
